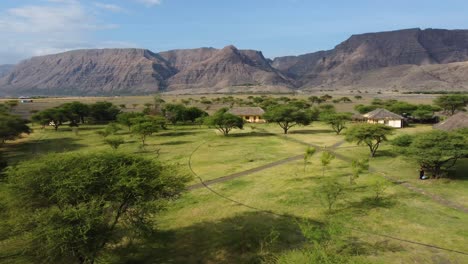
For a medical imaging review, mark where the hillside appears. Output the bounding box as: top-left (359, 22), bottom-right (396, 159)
top-left (0, 46), bottom-right (293, 96)
top-left (2, 28), bottom-right (468, 95)
top-left (0, 65), bottom-right (14, 78)
top-left (272, 28), bottom-right (468, 91)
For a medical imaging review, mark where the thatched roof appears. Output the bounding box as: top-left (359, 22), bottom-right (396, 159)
top-left (363, 108), bottom-right (403, 120)
top-left (352, 113), bottom-right (366, 121)
top-left (228, 107), bottom-right (265, 116)
top-left (434, 112), bottom-right (468, 131)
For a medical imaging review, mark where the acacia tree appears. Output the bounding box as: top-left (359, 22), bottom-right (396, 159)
top-left (117, 112), bottom-right (145, 131)
top-left (345, 124), bottom-right (394, 157)
top-left (434, 94), bottom-right (468, 115)
top-left (204, 108), bottom-right (244, 136)
top-left (320, 112), bottom-right (353, 135)
top-left (32, 108), bottom-right (68, 130)
top-left (3, 152), bottom-right (189, 264)
top-left (131, 116), bottom-right (161, 146)
top-left (0, 113), bottom-right (31, 144)
top-left (393, 131), bottom-right (468, 177)
top-left (61, 102), bottom-right (90, 125)
top-left (263, 105), bottom-right (315, 134)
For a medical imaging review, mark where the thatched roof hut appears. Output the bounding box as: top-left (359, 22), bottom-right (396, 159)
top-left (363, 108), bottom-right (404, 128)
top-left (228, 107), bottom-right (265, 123)
top-left (433, 112), bottom-right (468, 131)
top-left (363, 108), bottom-right (404, 120)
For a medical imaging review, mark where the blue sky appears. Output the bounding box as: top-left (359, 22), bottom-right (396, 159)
top-left (1, 0), bottom-right (468, 64)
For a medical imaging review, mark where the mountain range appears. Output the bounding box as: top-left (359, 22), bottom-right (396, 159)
top-left (1, 28), bottom-right (468, 96)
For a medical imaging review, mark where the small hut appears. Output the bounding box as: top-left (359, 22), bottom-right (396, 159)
top-left (433, 112), bottom-right (468, 131)
top-left (363, 108), bottom-right (404, 128)
top-left (228, 107), bottom-right (265, 123)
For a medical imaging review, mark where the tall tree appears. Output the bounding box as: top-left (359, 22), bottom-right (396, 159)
top-left (2, 152), bottom-right (189, 264)
top-left (263, 105), bottom-right (315, 134)
top-left (0, 113), bottom-right (31, 144)
top-left (117, 112), bottom-right (145, 131)
top-left (60, 102), bottom-right (90, 125)
top-left (345, 124), bottom-right (394, 157)
top-left (320, 112), bottom-right (353, 135)
top-left (130, 116), bottom-right (161, 146)
top-left (163, 103), bottom-right (187, 125)
top-left (393, 131), bottom-right (468, 177)
top-left (434, 94), bottom-right (468, 116)
top-left (204, 108), bottom-right (244, 136)
top-left (89, 102), bottom-right (121, 123)
top-left (31, 108), bottom-right (67, 130)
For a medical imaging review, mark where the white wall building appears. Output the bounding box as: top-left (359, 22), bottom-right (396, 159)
top-left (363, 108), bottom-right (404, 128)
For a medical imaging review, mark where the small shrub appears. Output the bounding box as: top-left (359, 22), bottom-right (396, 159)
top-left (103, 137), bottom-right (125, 150)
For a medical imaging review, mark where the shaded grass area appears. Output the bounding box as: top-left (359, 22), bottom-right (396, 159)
top-left (152, 156), bottom-right (468, 263)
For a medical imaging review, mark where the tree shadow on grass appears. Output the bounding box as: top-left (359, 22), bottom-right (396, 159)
top-left (289, 129), bottom-right (334, 135)
top-left (228, 132), bottom-right (275, 138)
top-left (112, 212), bottom-right (307, 264)
top-left (344, 196), bottom-right (398, 216)
top-left (110, 211), bottom-right (406, 263)
top-left (158, 131), bottom-right (201, 137)
top-left (374, 150), bottom-right (398, 158)
top-left (159, 140), bottom-right (193, 146)
top-left (4, 138), bottom-right (86, 161)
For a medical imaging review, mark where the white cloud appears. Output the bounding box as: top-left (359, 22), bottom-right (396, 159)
top-left (135, 0), bottom-right (162, 6)
top-left (94, 2), bottom-right (125, 13)
top-left (0, 1), bottom-right (122, 64)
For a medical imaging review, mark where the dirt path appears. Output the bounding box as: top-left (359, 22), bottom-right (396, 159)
top-left (188, 131), bottom-right (467, 213)
top-left (280, 136), bottom-right (468, 214)
top-left (188, 137), bottom-right (344, 190)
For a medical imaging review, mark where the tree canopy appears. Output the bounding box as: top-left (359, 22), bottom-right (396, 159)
top-left (320, 112), bottom-right (353, 135)
top-left (2, 152), bottom-right (190, 264)
top-left (345, 124), bottom-right (393, 157)
top-left (0, 112), bottom-right (31, 144)
top-left (32, 107), bottom-right (68, 130)
top-left (130, 116), bottom-right (163, 145)
top-left (163, 104), bottom-right (207, 125)
top-left (204, 108), bottom-right (244, 136)
top-left (434, 94), bottom-right (468, 116)
top-left (88, 102), bottom-right (121, 123)
top-left (263, 105), bottom-right (317, 134)
top-left (392, 130), bottom-right (468, 177)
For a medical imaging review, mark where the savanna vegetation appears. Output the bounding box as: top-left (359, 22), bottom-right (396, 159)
top-left (0, 93), bottom-right (467, 264)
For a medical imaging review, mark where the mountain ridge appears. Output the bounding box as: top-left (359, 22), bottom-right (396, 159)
top-left (2, 28), bottom-right (468, 96)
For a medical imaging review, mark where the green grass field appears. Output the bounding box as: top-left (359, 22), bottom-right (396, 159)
top-left (1, 94), bottom-right (467, 264)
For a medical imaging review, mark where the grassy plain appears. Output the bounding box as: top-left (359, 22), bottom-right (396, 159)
top-left (1, 94), bottom-right (467, 263)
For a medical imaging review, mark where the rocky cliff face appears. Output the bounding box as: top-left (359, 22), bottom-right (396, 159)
top-left (0, 46), bottom-right (294, 96)
top-left (2, 28), bottom-right (468, 95)
top-left (272, 28), bottom-right (468, 90)
top-left (0, 49), bottom-right (176, 95)
top-left (166, 45), bottom-right (294, 91)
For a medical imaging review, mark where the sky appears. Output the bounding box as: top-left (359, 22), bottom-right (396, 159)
top-left (1, 0), bottom-right (468, 64)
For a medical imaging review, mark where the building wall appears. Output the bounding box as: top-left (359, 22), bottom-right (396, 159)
top-left (242, 115), bottom-right (265, 123)
top-left (367, 119), bottom-right (402, 128)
